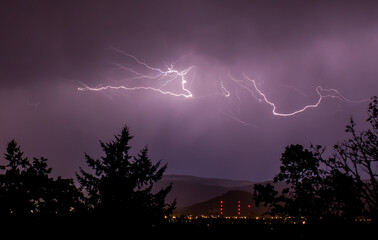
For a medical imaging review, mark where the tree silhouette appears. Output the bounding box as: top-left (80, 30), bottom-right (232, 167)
top-left (320, 169), bottom-right (363, 221)
top-left (316, 96), bottom-right (377, 219)
top-left (253, 144), bottom-right (323, 220)
top-left (253, 183), bottom-right (281, 215)
top-left (253, 96), bottom-right (377, 222)
top-left (276, 144), bottom-right (324, 219)
top-left (0, 140), bottom-right (83, 221)
top-left (0, 140), bottom-right (33, 217)
top-left (76, 125), bottom-right (175, 229)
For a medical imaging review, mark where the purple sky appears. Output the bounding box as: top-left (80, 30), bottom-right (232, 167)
top-left (1, 0), bottom-right (377, 181)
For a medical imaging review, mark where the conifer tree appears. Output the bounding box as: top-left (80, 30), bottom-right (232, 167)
top-left (76, 125), bottom-right (175, 228)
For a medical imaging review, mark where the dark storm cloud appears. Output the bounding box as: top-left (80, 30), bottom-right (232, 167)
top-left (1, 0), bottom-right (377, 181)
top-left (2, 0), bottom-right (378, 82)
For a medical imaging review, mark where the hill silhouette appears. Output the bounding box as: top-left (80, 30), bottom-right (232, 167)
top-left (154, 174), bottom-right (255, 208)
top-left (153, 174), bottom-right (291, 217)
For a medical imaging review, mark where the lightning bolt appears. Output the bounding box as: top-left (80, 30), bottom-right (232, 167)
top-left (78, 48), bottom-right (194, 98)
top-left (77, 49), bottom-right (370, 126)
top-left (220, 81), bottom-right (231, 98)
top-left (228, 74), bottom-right (370, 117)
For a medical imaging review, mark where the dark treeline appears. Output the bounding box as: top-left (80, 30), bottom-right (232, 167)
top-left (0, 126), bottom-right (175, 234)
top-left (253, 96), bottom-right (377, 223)
top-left (0, 97), bottom-right (376, 235)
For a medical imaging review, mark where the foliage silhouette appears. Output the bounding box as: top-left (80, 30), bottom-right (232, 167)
top-left (318, 95), bottom-right (377, 218)
top-left (253, 96), bottom-right (377, 222)
top-left (254, 144), bottom-right (324, 220)
top-left (0, 140), bottom-right (83, 221)
top-left (76, 125), bottom-right (175, 229)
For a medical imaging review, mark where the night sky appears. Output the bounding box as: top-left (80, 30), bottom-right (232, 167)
top-left (1, 0), bottom-right (377, 181)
